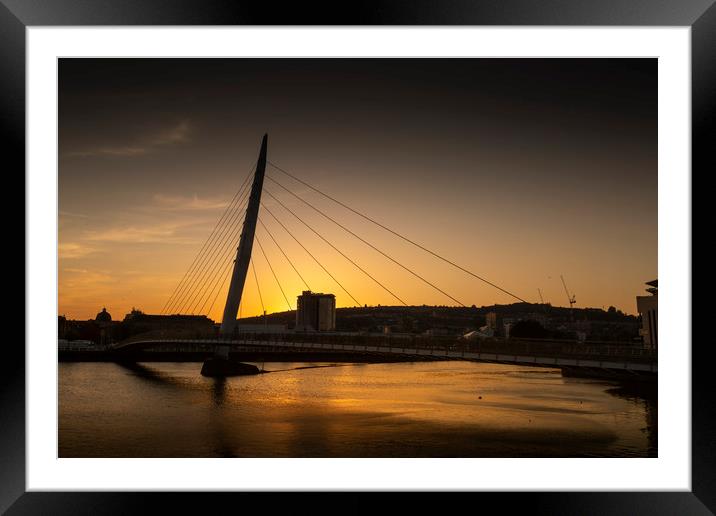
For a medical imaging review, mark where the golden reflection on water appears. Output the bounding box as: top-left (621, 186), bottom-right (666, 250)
top-left (59, 361), bottom-right (655, 458)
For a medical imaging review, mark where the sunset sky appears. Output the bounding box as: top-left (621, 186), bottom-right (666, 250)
top-left (58, 58), bottom-right (656, 321)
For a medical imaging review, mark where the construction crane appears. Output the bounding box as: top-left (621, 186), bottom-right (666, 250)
top-left (560, 275), bottom-right (576, 320)
top-left (537, 288), bottom-right (549, 313)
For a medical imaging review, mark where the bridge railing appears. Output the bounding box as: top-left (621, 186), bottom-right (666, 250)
top-left (116, 330), bottom-right (656, 362)
top-left (231, 331), bottom-right (656, 361)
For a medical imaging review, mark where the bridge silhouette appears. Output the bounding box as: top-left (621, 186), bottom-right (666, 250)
top-left (111, 134), bottom-right (656, 378)
top-left (113, 332), bottom-right (656, 377)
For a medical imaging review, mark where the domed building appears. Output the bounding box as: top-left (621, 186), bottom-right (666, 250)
top-left (94, 307), bottom-right (114, 347)
top-left (95, 307), bottom-right (112, 323)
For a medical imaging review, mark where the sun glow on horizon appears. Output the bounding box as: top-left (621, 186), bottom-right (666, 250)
top-left (58, 59), bottom-right (656, 321)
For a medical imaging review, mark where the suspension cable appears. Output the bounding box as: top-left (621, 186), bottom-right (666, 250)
top-left (176, 185), bottom-right (252, 314)
top-left (255, 234), bottom-right (292, 311)
top-left (160, 188), bottom-right (243, 315)
top-left (258, 217), bottom-right (311, 291)
top-left (165, 164), bottom-right (254, 314)
top-left (265, 173), bottom-right (466, 307)
top-left (191, 211), bottom-right (248, 315)
top-left (174, 183), bottom-right (252, 314)
top-left (264, 187), bottom-right (407, 306)
top-left (251, 258), bottom-right (265, 315)
top-left (205, 258), bottom-right (234, 320)
top-left (162, 162), bottom-right (254, 314)
top-left (267, 160), bottom-right (528, 303)
top-left (184, 201), bottom-right (250, 315)
top-left (171, 169), bottom-right (253, 313)
top-left (193, 209), bottom-right (249, 316)
top-left (260, 203), bottom-right (361, 306)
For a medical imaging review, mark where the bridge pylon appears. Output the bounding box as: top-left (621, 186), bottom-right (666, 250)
top-left (202, 134), bottom-right (268, 376)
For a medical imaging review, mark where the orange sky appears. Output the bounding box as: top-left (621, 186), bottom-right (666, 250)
top-left (58, 58), bottom-right (657, 321)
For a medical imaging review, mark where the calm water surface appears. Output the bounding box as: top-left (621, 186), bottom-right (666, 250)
top-left (59, 361), bottom-right (656, 457)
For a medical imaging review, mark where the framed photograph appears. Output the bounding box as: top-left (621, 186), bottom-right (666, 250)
top-left (8, 0), bottom-right (710, 513)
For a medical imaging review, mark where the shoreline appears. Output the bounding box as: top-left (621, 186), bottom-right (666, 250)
top-left (58, 350), bottom-right (657, 383)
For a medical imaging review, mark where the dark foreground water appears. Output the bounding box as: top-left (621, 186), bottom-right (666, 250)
top-left (59, 361), bottom-right (656, 457)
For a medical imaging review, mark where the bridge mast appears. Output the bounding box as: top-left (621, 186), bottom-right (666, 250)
top-left (219, 134), bottom-right (268, 342)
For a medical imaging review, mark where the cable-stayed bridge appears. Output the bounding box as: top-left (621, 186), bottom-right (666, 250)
top-left (112, 332), bottom-right (657, 377)
top-left (112, 134), bottom-right (656, 378)
top-left (157, 134), bottom-right (526, 324)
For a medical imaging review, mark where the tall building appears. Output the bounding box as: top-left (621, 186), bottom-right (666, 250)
top-left (485, 312), bottom-right (502, 336)
top-left (296, 291), bottom-right (336, 331)
top-left (636, 279), bottom-right (658, 350)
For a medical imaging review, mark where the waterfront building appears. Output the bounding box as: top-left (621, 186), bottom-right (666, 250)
top-left (95, 307), bottom-right (113, 346)
top-left (636, 279), bottom-right (658, 350)
top-left (486, 312), bottom-right (502, 336)
top-left (122, 308), bottom-right (216, 336)
top-left (296, 291), bottom-right (336, 331)
top-left (58, 315), bottom-right (67, 339)
top-left (95, 307), bottom-right (112, 322)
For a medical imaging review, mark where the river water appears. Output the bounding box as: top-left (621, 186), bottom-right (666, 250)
top-left (58, 361), bottom-right (656, 457)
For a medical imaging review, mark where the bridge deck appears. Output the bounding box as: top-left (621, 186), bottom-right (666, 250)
top-left (112, 337), bottom-right (657, 373)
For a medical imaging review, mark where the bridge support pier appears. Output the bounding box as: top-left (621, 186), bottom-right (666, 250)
top-left (200, 356), bottom-right (261, 377)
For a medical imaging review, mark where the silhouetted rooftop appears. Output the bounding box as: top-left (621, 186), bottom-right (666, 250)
top-left (95, 307), bottom-right (112, 322)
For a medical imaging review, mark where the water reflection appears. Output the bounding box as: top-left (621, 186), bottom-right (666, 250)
top-left (211, 377), bottom-right (227, 406)
top-left (59, 361), bottom-right (657, 458)
top-left (114, 360), bottom-right (173, 385)
top-left (605, 382), bottom-right (658, 456)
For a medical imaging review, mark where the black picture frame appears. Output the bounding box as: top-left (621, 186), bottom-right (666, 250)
top-left (5, 1), bottom-right (710, 513)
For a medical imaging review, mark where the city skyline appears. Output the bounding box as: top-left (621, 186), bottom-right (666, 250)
top-left (59, 58), bottom-right (657, 321)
